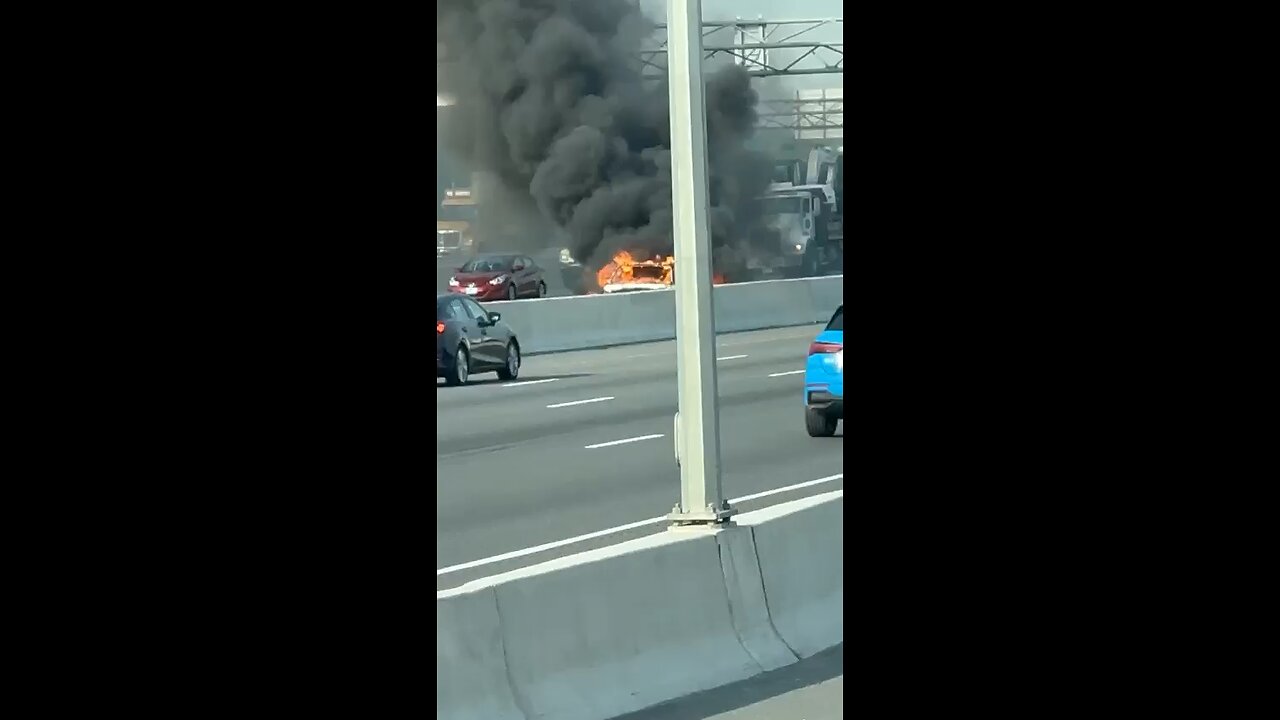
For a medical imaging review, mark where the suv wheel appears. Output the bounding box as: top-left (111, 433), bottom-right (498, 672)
top-left (804, 407), bottom-right (838, 437)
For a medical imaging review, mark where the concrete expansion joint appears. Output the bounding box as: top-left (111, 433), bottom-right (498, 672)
top-left (715, 531), bottom-right (768, 674)
top-left (750, 525), bottom-right (800, 661)
top-left (492, 590), bottom-right (534, 720)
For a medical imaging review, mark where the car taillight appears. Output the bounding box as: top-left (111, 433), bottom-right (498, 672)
top-left (808, 341), bottom-right (842, 355)
top-left (437, 322), bottom-right (446, 334)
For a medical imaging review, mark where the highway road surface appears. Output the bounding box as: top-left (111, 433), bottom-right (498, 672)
top-left (436, 323), bottom-right (845, 591)
top-left (611, 644), bottom-right (844, 720)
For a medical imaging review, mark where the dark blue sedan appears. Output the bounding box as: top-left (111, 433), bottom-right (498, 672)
top-left (437, 294), bottom-right (522, 386)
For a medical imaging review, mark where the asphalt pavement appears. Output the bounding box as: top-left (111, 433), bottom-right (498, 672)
top-left (436, 323), bottom-right (845, 590)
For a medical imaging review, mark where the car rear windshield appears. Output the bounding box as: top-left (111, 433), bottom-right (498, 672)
top-left (459, 257), bottom-right (511, 272)
top-left (826, 307), bottom-right (843, 331)
top-left (438, 298), bottom-right (464, 321)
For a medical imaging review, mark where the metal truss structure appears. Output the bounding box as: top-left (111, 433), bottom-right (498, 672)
top-left (639, 18), bottom-right (843, 79)
top-left (757, 90), bottom-right (843, 139)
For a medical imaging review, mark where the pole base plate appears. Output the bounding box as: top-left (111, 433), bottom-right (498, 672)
top-left (667, 503), bottom-right (737, 527)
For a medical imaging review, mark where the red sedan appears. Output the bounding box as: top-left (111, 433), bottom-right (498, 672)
top-left (447, 254), bottom-right (547, 301)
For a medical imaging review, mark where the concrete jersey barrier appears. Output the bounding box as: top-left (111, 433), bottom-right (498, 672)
top-left (714, 526), bottom-right (800, 672)
top-left (736, 490), bottom-right (845, 658)
top-left (492, 532), bottom-right (759, 720)
top-left (436, 586), bottom-right (526, 720)
top-left (478, 275), bottom-right (843, 355)
top-left (436, 490), bottom-right (844, 720)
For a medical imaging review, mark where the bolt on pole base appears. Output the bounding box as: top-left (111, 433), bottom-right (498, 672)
top-left (667, 502), bottom-right (737, 527)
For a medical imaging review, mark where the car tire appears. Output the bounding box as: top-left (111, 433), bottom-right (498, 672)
top-left (497, 342), bottom-right (521, 381)
top-left (805, 407), bottom-right (838, 437)
top-left (537, 281), bottom-right (547, 297)
top-left (507, 284), bottom-right (518, 300)
top-left (445, 346), bottom-right (470, 386)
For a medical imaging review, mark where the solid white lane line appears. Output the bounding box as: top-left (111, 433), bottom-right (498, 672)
top-left (504, 378), bottom-right (559, 388)
top-left (717, 354), bottom-right (749, 361)
top-left (583, 433), bottom-right (665, 449)
top-left (768, 369), bottom-right (806, 377)
top-left (436, 516), bottom-right (667, 576)
top-left (435, 472), bottom-right (845, 577)
top-left (731, 473), bottom-right (844, 503)
top-left (547, 396), bottom-right (615, 409)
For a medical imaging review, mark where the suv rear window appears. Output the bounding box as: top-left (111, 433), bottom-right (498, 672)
top-left (826, 306), bottom-right (843, 331)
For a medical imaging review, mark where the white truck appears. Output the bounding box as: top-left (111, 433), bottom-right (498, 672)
top-left (746, 146), bottom-right (843, 278)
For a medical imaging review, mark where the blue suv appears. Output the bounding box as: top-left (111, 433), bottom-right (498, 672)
top-left (804, 305), bottom-right (844, 437)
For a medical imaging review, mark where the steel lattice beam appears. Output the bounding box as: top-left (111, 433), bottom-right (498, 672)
top-left (440, 18), bottom-right (844, 78)
top-left (755, 93), bottom-right (843, 138)
top-left (640, 17), bottom-right (844, 78)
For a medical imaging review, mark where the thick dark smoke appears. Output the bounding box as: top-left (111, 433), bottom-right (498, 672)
top-left (437, 0), bottom-right (771, 272)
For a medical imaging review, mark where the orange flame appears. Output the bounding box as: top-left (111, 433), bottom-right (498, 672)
top-left (596, 251), bottom-right (674, 290)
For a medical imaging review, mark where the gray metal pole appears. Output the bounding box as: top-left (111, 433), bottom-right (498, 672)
top-left (667, 0), bottom-right (734, 526)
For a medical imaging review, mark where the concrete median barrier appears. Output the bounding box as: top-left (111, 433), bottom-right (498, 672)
top-left (711, 277), bottom-right (824, 333)
top-left (483, 531), bottom-right (759, 720)
top-left (807, 275), bottom-right (845, 322)
top-left (436, 586), bottom-right (526, 720)
top-left (479, 275), bottom-right (843, 354)
top-left (738, 489), bottom-right (845, 658)
top-left (435, 491), bottom-right (844, 720)
top-left (715, 526), bottom-right (799, 672)
top-left (487, 290), bottom-right (676, 355)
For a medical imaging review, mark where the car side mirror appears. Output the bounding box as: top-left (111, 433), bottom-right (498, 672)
top-left (488, 312), bottom-right (501, 324)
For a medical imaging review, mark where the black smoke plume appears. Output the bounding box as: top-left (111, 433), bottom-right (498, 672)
top-left (437, 0), bottom-right (771, 272)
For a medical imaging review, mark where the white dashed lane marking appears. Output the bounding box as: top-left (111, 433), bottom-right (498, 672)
top-left (584, 433), bottom-right (665, 450)
top-left (546, 396), bottom-right (615, 409)
top-left (717, 354), bottom-right (749, 361)
top-left (768, 370), bottom-right (806, 377)
top-left (503, 378), bottom-right (559, 388)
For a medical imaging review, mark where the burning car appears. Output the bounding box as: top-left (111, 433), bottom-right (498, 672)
top-left (596, 251), bottom-right (674, 294)
top-left (589, 250), bottom-right (728, 294)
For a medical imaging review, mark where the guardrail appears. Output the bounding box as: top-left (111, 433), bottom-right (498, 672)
top-left (477, 275), bottom-right (843, 354)
top-left (436, 490), bottom-right (844, 720)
